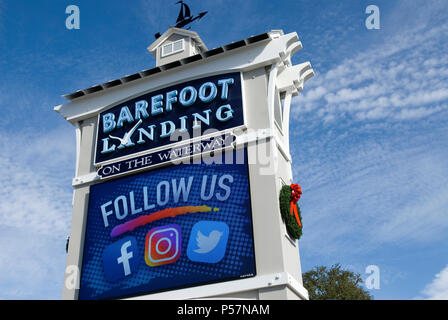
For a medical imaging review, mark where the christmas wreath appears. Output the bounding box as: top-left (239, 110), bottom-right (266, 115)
top-left (279, 183), bottom-right (303, 240)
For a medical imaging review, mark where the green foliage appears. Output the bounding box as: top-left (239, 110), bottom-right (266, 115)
top-left (302, 264), bottom-right (373, 300)
top-left (279, 185), bottom-right (302, 240)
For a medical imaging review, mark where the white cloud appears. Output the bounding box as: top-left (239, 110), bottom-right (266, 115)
top-left (0, 226), bottom-right (66, 299)
top-left (325, 83), bottom-right (384, 105)
top-left (290, 5), bottom-right (448, 254)
top-left (0, 127), bottom-right (75, 299)
top-left (292, 19), bottom-right (448, 124)
top-left (418, 265), bottom-right (448, 299)
top-left (356, 106), bottom-right (390, 121)
top-left (399, 89), bottom-right (448, 108)
top-left (293, 124), bottom-right (448, 257)
top-left (303, 86), bottom-right (327, 102)
top-left (0, 127), bottom-right (75, 237)
top-left (394, 105), bottom-right (444, 120)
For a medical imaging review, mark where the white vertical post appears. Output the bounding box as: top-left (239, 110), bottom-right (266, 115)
top-left (282, 89), bottom-right (293, 153)
top-left (267, 64), bottom-right (279, 131)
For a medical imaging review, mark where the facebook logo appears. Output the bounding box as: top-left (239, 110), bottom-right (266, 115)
top-left (102, 236), bottom-right (139, 282)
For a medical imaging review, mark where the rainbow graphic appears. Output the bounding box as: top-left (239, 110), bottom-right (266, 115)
top-left (110, 205), bottom-right (219, 238)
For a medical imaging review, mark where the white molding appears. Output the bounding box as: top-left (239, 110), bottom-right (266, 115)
top-left (126, 272), bottom-right (309, 300)
top-left (72, 172), bottom-right (100, 187)
top-left (74, 122), bottom-right (81, 177)
top-left (267, 64), bottom-right (279, 133)
top-left (72, 122), bottom-right (82, 204)
top-left (276, 62), bottom-right (314, 95)
top-left (274, 136), bottom-right (292, 163)
top-left (233, 128), bottom-right (273, 146)
top-left (282, 90), bottom-right (293, 154)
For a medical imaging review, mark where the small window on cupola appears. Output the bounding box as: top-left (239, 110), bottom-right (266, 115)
top-left (161, 39), bottom-right (185, 57)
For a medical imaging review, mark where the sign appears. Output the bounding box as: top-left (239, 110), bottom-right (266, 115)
top-left (98, 133), bottom-right (235, 179)
top-left (79, 149), bottom-right (256, 300)
top-left (95, 72), bottom-right (244, 164)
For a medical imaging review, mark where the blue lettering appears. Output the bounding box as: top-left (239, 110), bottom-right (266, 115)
top-left (137, 125), bottom-right (156, 144)
top-left (151, 94), bottom-right (164, 116)
top-left (135, 100), bottom-right (149, 119)
top-left (198, 82), bottom-right (217, 103)
top-left (192, 109), bottom-right (212, 129)
top-left (172, 177), bottom-right (194, 203)
top-left (217, 174), bottom-right (233, 201)
top-left (160, 120), bottom-right (175, 138)
top-left (200, 175), bottom-right (217, 201)
top-left (218, 78), bottom-right (234, 100)
top-left (156, 181), bottom-right (170, 206)
top-left (216, 104), bottom-right (234, 122)
top-left (179, 86), bottom-right (197, 107)
top-left (117, 106), bottom-right (134, 128)
top-left (178, 115), bottom-right (188, 132)
top-left (103, 113), bottom-right (116, 133)
top-left (166, 90), bottom-right (178, 112)
top-left (101, 137), bottom-right (116, 154)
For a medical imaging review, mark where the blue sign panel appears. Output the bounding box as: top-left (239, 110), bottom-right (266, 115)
top-left (79, 149), bottom-right (256, 300)
top-left (95, 72), bottom-right (243, 164)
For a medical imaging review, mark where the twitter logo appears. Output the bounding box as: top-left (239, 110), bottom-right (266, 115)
top-left (187, 221), bottom-right (229, 263)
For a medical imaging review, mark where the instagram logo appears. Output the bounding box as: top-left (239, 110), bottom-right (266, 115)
top-left (145, 224), bottom-right (181, 267)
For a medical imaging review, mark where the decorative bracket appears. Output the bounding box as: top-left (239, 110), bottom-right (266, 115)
top-left (267, 34), bottom-right (315, 153)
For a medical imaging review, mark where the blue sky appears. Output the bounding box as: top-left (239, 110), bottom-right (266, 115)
top-left (0, 0), bottom-right (447, 299)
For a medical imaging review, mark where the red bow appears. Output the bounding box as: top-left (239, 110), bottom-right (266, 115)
top-left (290, 184), bottom-right (302, 227)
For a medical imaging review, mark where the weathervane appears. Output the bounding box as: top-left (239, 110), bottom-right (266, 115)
top-left (155, 1), bottom-right (208, 39)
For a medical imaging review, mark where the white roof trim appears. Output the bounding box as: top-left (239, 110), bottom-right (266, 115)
top-left (55, 31), bottom-right (310, 123)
